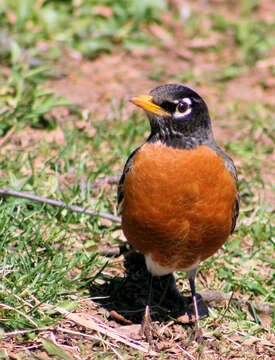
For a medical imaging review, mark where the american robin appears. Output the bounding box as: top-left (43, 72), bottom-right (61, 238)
top-left (117, 83), bottom-right (239, 341)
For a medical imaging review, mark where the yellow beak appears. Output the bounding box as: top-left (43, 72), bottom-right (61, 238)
top-left (130, 94), bottom-right (170, 117)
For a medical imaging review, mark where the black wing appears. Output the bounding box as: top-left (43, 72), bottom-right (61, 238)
top-left (212, 144), bottom-right (239, 234)
top-left (231, 190), bottom-right (239, 234)
top-left (117, 147), bottom-right (141, 215)
top-left (221, 152), bottom-right (239, 234)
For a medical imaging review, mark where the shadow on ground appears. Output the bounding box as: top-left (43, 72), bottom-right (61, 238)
top-left (89, 251), bottom-right (208, 326)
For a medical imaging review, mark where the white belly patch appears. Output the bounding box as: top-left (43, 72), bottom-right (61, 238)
top-left (145, 253), bottom-right (200, 276)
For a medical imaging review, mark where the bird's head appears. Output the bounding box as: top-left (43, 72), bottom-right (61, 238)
top-left (130, 83), bottom-right (213, 148)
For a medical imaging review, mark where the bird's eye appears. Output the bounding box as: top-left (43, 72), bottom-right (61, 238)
top-left (177, 100), bottom-right (190, 113)
top-left (174, 98), bottom-right (192, 118)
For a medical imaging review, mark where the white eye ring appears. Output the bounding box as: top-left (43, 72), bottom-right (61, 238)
top-left (174, 97), bottom-right (192, 118)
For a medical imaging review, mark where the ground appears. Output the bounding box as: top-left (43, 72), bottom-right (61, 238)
top-left (0, 0), bottom-right (274, 359)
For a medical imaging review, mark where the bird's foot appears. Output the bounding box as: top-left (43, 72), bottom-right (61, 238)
top-left (190, 294), bottom-right (206, 342)
top-left (195, 294), bottom-right (209, 318)
top-left (187, 293), bottom-right (208, 319)
top-left (192, 324), bottom-right (203, 342)
top-left (140, 305), bottom-right (157, 344)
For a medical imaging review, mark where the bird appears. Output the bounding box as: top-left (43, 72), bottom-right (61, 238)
top-left (117, 83), bottom-right (239, 341)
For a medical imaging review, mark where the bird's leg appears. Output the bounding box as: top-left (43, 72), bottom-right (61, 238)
top-left (140, 272), bottom-right (155, 344)
top-left (187, 268), bottom-right (203, 341)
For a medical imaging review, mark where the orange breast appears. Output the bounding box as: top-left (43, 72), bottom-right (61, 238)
top-left (121, 142), bottom-right (237, 271)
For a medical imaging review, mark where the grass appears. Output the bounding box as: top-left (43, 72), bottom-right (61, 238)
top-left (0, 0), bottom-right (166, 61)
top-left (0, 0), bottom-right (274, 358)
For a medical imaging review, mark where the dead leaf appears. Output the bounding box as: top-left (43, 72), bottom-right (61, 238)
top-left (49, 306), bottom-right (158, 355)
top-left (100, 218), bottom-right (113, 227)
top-left (242, 337), bottom-right (258, 346)
top-left (116, 324), bottom-right (141, 339)
top-left (176, 313), bottom-right (192, 324)
top-left (109, 310), bottom-right (132, 325)
top-left (257, 312), bottom-right (272, 330)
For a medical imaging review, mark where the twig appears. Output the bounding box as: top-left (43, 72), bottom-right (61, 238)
top-left (0, 284), bottom-right (34, 311)
top-left (201, 290), bottom-right (273, 315)
top-left (223, 334), bottom-right (242, 348)
top-left (0, 188), bottom-right (121, 223)
top-left (57, 327), bottom-right (120, 350)
top-left (175, 344), bottom-right (196, 359)
top-left (0, 265), bottom-right (14, 276)
top-left (51, 306), bottom-right (158, 355)
top-left (98, 244), bottom-right (128, 257)
top-left (0, 303), bottom-right (38, 328)
top-left (109, 310), bottom-right (132, 325)
top-left (0, 122), bottom-right (17, 147)
top-left (62, 326), bottom-right (125, 360)
top-left (3, 327), bottom-right (54, 337)
top-left (109, 345), bottom-right (124, 360)
top-left (158, 320), bottom-right (174, 337)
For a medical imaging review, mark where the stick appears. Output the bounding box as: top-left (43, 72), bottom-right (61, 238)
top-left (201, 290), bottom-right (273, 315)
top-left (50, 306), bottom-right (158, 355)
top-left (0, 123), bottom-right (17, 147)
top-left (0, 303), bottom-right (38, 328)
top-left (57, 327), bottom-right (124, 359)
top-left (0, 188), bottom-right (121, 223)
top-left (98, 244), bottom-right (128, 257)
top-left (3, 327), bottom-right (54, 337)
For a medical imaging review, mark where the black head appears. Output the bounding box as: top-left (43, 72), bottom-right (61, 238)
top-left (131, 83), bottom-right (214, 149)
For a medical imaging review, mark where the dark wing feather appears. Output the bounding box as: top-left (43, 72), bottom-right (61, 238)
top-left (219, 151), bottom-right (239, 234)
top-left (231, 191), bottom-right (239, 234)
top-left (117, 147), bottom-right (140, 215)
top-left (225, 159), bottom-right (239, 234)
top-left (211, 144), bottom-right (239, 234)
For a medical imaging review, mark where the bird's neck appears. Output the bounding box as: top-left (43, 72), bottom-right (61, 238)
top-left (148, 127), bottom-right (215, 150)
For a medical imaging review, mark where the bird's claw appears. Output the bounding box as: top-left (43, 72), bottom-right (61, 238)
top-left (140, 305), bottom-right (157, 344)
